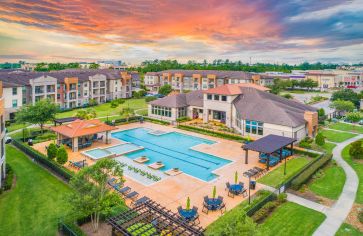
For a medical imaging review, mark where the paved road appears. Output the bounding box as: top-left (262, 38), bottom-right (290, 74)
top-left (312, 99), bottom-right (334, 115)
top-left (313, 134), bottom-right (362, 236)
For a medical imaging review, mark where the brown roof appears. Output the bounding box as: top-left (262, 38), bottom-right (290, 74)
top-left (50, 119), bottom-right (116, 138)
top-left (233, 88), bottom-right (317, 127)
top-left (204, 83), bottom-right (270, 95)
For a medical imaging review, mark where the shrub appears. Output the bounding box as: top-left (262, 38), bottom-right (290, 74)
top-left (110, 100), bottom-right (119, 108)
top-left (2, 164), bottom-right (14, 191)
top-left (251, 201), bottom-right (279, 223)
top-left (291, 153), bottom-right (332, 190)
top-left (145, 96), bottom-right (157, 102)
top-left (349, 140), bottom-right (363, 159)
top-left (298, 140), bottom-right (312, 149)
top-left (56, 146), bottom-right (68, 165)
top-left (47, 143), bottom-right (58, 160)
top-left (315, 132), bottom-right (325, 146)
top-left (358, 210), bottom-right (363, 224)
top-left (177, 125), bottom-right (247, 142)
top-left (176, 116), bottom-right (191, 123)
top-left (277, 193), bottom-right (287, 203)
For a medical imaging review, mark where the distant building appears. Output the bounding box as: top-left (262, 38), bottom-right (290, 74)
top-left (0, 81), bottom-right (5, 188)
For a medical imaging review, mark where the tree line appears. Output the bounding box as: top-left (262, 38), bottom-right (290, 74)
top-left (34, 62), bottom-right (99, 71)
top-left (129, 59), bottom-right (339, 74)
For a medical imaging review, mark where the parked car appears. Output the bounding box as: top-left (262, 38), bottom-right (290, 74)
top-left (359, 119), bottom-right (363, 126)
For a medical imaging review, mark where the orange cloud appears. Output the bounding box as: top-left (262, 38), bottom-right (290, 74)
top-left (0, 0), bottom-right (282, 47)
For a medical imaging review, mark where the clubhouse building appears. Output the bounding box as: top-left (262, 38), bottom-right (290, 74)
top-left (148, 83), bottom-right (318, 141)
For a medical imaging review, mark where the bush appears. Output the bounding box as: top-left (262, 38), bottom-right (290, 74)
top-left (56, 146), bottom-right (68, 165)
top-left (2, 164), bottom-right (14, 191)
top-left (315, 132), bottom-right (325, 146)
top-left (298, 140), bottom-right (312, 149)
top-left (145, 96), bottom-right (157, 102)
top-left (251, 201), bottom-right (279, 223)
top-left (291, 153), bottom-right (332, 190)
top-left (358, 210), bottom-right (363, 224)
top-left (349, 140), bottom-right (363, 159)
top-left (277, 193), bottom-right (287, 203)
top-left (47, 143), bottom-right (58, 160)
top-left (177, 125), bottom-right (247, 142)
top-left (176, 116), bottom-right (191, 123)
top-left (143, 117), bottom-right (170, 125)
top-left (110, 100), bottom-right (119, 108)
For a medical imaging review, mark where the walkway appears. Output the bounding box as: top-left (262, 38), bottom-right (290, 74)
top-left (313, 134), bottom-right (362, 236)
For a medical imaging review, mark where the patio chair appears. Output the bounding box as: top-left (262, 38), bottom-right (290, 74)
top-left (132, 196), bottom-right (150, 206)
top-left (225, 182), bottom-right (231, 191)
top-left (190, 206), bottom-right (200, 224)
top-left (125, 191), bottom-right (139, 200)
top-left (217, 196), bottom-right (226, 213)
top-left (107, 178), bottom-right (116, 186)
top-left (97, 135), bottom-right (103, 141)
top-left (202, 201), bottom-right (213, 214)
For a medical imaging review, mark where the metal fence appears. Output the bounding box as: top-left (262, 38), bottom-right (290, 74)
top-left (58, 221), bottom-right (80, 236)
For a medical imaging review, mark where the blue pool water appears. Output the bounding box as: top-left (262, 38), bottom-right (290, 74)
top-left (84, 149), bottom-right (112, 159)
top-left (111, 128), bottom-right (231, 181)
top-left (84, 143), bottom-right (143, 160)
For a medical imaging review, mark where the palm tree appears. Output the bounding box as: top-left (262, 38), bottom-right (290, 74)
top-left (75, 108), bottom-right (97, 120)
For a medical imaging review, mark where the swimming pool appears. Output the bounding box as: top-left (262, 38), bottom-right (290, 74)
top-left (112, 128), bottom-right (231, 181)
top-left (83, 143), bottom-right (143, 160)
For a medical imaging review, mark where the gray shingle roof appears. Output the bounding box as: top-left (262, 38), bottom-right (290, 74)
top-left (149, 90), bottom-right (204, 108)
top-left (233, 87), bottom-right (317, 127)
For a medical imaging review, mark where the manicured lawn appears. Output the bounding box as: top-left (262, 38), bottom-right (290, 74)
top-left (6, 123), bottom-right (28, 133)
top-left (308, 162), bottom-right (346, 200)
top-left (257, 157), bottom-right (311, 188)
top-left (336, 223), bottom-right (363, 236)
top-left (205, 190), bottom-right (271, 235)
top-left (260, 202), bottom-right (326, 236)
top-left (342, 140), bottom-right (363, 204)
top-left (56, 98), bottom-right (147, 119)
top-left (321, 129), bottom-right (357, 143)
top-left (310, 142), bottom-right (337, 154)
top-left (0, 145), bottom-right (73, 236)
top-left (328, 122), bottom-right (363, 134)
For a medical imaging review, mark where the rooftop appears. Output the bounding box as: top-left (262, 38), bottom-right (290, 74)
top-left (204, 83), bottom-right (270, 95)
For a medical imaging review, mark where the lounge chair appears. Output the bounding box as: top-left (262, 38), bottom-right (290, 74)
top-left (115, 186), bottom-right (131, 195)
top-left (132, 196), bottom-right (150, 206)
top-left (107, 178), bottom-right (116, 186)
top-left (125, 191), bottom-right (139, 200)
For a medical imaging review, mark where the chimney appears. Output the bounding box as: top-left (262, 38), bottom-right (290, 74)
top-left (304, 111), bottom-right (318, 137)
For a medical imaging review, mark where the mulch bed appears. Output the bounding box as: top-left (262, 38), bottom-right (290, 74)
top-left (346, 203), bottom-right (363, 232)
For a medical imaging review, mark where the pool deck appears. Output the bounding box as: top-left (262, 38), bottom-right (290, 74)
top-left (33, 122), bottom-right (286, 227)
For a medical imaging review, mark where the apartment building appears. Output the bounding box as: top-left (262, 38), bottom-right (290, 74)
top-left (144, 70), bottom-right (272, 93)
top-left (0, 69), bottom-right (136, 120)
top-left (148, 83), bottom-right (318, 141)
top-left (0, 81), bottom-right (6, 188)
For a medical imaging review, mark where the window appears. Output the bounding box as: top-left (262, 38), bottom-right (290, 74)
top-left (207, 94), bottom-right (212, 100)
top-left (151, 106), bottom-right (172, 117)
top-left (245, 120), bottom-right (263, 135)
top-left (178, 107), bottom-right (187, 118)
top-left (221, 96), bottom-right (227, 101)
top-left (12, 99), bottom-right (17, 108)
top-left (12, 87), bottom-right (17, 95)
top-left (214, 95), bottom-right (219, 101)
top-left (22, 97), bottom-right (26, 105)
top-left (35, 86), bottom-right (44, 94)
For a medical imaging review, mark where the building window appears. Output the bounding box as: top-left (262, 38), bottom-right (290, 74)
top-left (12, 99), bottom-right (18, 108)
top-left (221, 96), bottom-right (227, 101)
top-left (214, 95), bottom-right (219, 100)
top-left (178, 107), bottom-right (187, 118)
top-left (12, 87), bottom-right (17, 95)
top-left (151, 105), bottom-right (172, 117)
top-left (207, 94), bottom-right (212, 100)
top-left (245, 120), bottom-right (263, 135)
top-left (22, 97), bottom-right (26, 105)
top-left (35, 86), bottom-right (44, 94)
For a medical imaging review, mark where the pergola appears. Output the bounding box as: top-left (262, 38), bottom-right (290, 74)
top-left (53, 117), bottom-right (80, 126)
top-left (107, 199), bottom-right (204, 236)
top-left (50, 119), bottom-right (116, 152)
top-left (243, 134), bottom-right (296, 173)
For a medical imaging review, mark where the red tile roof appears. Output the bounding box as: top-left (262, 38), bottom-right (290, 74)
top-left (50, 119), bottom-right (116, 138)
top-left (204, 83), bottom-right (270, 95)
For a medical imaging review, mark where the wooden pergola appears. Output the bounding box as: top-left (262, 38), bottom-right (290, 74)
top-left (107, 199), bottom-right (204, 236)
top-left (242, 134), bottom-right (296, 173)
top-left (50, 119), bottom-right (116, 152)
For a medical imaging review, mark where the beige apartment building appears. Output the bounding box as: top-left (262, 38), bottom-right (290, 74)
top-left (0, 69), bottom-right (138, 120)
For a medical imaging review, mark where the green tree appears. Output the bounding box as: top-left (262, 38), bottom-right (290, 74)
top-left (331, 89), bottom-right (360, 106)
top-left (349, 140), bottom-right (363, 159)
top-left (15, 99), bottom-right (58, 133)
top-left (89, 98), bottom-right (98, 106)
top-left (68, 159), bottom-right (124, 232)
top-left (282, 93), bottom-right (293, 99)
top-left (89, 63), bottom-right (100, 69)
top-left (47, 143), bottom-right (58, 160)
top-left (75, 108), bottom-right (97, 120)
top-left (346, 112), bottom-right (362, 123)
top-left (56, 146), bottom-right (68, 165)
top-left (315, 132), bottom-right (325, 146)
top-left (158, 84), bottom-right (172, 96)
top-left (318, 108), bottom-right (325, 118)
top-left (329, 100), bottom-right (355, 115)
top-left (120, 107), bottom-right (134, 122)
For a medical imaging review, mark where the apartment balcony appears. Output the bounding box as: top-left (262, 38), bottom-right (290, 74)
top-left (35, 89), bottom-right (44, 94)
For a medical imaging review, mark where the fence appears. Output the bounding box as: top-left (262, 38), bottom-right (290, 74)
top-left (58, 220), bottom-right (84, 236)
top-left (12, 139), bottom-right (74, 181)
top-left (245, 190), bottom-right (278, 217)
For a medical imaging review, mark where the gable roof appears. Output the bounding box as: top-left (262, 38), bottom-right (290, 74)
top-left (233, 87), bottom-right (317, 127)
top-left (204, 83), bottom-right (270, 95)
top-left (50, 119), bottom-right (116, 138)
top-left (149, 90), bottom-right (203, 108)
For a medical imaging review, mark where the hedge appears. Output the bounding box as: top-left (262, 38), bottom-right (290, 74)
top-left (143, 117), bottom-right (170, 125)
top-left (177, 125), bottom-right (247, 142)
top-left (12, 139), bottom-right (74, 181)
top-left (290, 153), bottom-right (333, 190)
top-left (293, 148), bottom-right (321, 158)
top-left (105, 116), bottom-right (140, 126)
top-left (58, 220), bottom-right (86, 236)
top-left (1, 163), bottom-right (14, 192)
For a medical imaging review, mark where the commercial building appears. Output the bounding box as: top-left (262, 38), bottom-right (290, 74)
top-left (0, 69), bottom-right (138, 120)
top-left (0, 81), bottom-right (6, 188)
top-left (148, 83), bottom-right (318, 141)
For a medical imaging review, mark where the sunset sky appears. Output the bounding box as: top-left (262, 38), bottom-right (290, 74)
top-left (0, 0), bottom-right (362, 64)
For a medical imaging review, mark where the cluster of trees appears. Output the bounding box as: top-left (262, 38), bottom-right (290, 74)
top-left (131, 59), bottom-right (338, 74)
top-left (34, 62), bottom-right (80, 71)
top-left (158, 84), bottom-right (172, 96)
top-left (47, 143), bottom-right (68, 165)
top-left (269, 79), bottom-right (318, 94)
top-left (330, 89), bottom-right (363, 107)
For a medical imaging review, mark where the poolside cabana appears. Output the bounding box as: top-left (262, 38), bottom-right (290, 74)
top-left (51, 119), bottom-right (116, 152)
top-left (243, 134), bottom-right (296, 173)
top-left (107, 199), bottom-right (204, 236)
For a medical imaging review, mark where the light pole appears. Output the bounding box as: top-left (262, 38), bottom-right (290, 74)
top-left (248, 176), bottom-right (251, 204)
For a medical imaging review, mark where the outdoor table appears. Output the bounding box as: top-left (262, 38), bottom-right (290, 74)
top-left (230, 184), bottom-right (243, 193)
top-left (206, 198), bottom-right (222, 210)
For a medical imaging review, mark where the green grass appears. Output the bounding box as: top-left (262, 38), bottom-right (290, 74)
top-left (328, 122), bottom-right (363, 134)
top-left (258, 157), bottom-right (311, 188)
top-left (0, 145), bottom-right (73, 236)
top-left (56, 98), bottom-right (147, 119)
top-left (308, 162), bottom-right (346, 200)
top-left (205, 190), bottom-right (271, 235)
top-left (309, 142), bottom-right (337, 154)
top-left (6, 123), bottom-right (28, 133)
top-left (260, 202), bottom-right (326, 236)
top-left (321, 129), bottom-right (357, 143)
top-left (342, 140), bottom-right (363, 204)
top-left (336, 223), bottom-right (363, 236)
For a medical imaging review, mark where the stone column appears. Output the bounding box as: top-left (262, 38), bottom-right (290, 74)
top-left (72, 137), bottom-right (78, 152)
